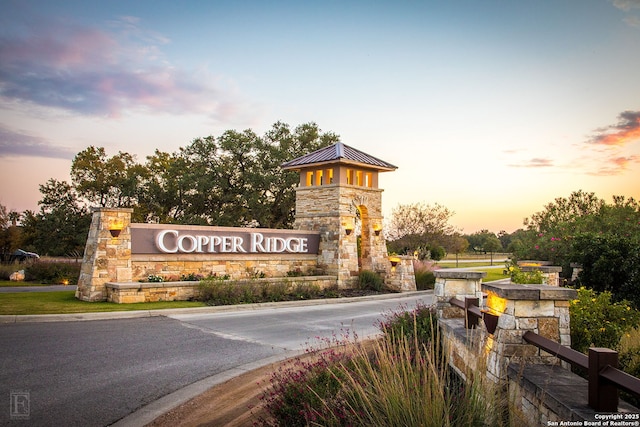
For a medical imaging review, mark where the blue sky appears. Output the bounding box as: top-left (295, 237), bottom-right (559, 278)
top-left (1, 0), bottom-right (639, 233)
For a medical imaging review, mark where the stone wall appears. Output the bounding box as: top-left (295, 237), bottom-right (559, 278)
top-left (106, 275), bottom-right (337, 303)
top-left (131, 254), bottom-right (319, 282)
top-left (434, 271), bottom-right (598, 423)
top-left (481, 282), bottom-right (575, 383)
top-left (434, 270), bottom-right (486, 319)
top-left (519, 265), bottom-right (563, 286)
top-left (385, 256), bottom-right (417, 292)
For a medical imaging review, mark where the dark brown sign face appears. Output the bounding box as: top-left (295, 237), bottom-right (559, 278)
top-left (131, 225), bottom-right (320, 255)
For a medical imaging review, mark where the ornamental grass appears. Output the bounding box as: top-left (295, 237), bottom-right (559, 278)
top-left (256, 305), bottom-right (509, 426)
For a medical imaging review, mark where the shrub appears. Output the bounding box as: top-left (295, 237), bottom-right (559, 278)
top-left (198, 279), bottom-right (328, 305)
top-left (286, 268), bottom-right (304, 277)
top-left (508, 265), bottom-right (543, 284)
top-left (619, 329), bottom-right (640, 407)
top-left (23, 261), bottom-right (81, 284)
top-left (413, 260), bottom-right (436, 290)
top-left (357, 269), bottom-right (384, 292)
top-left (0, 263), bottom-right (21, 280)
top-left (180, 272), bottom-right (203, 281)
top-left (256, 337), bottom-right (355, 426)
top-left (570, 287), bottom-right (640, 354)
top-left (290, 282), bottom-right (321, 299)
top-left (378, 304), bottom-right (438, 351)
top-left (264, 281), bottom-right (288, 302)
top-left (572, 232), bottom-right (640, 308)
top-left (198, 279), bottom-right (248, 305)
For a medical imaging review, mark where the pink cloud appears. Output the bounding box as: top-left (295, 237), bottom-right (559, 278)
top-left (508, 157), bottom-right (554, 168)
top-left (589, 111), bottom-right (640, 147)
top-left (0, 13), bottom-right (240, 119)
top-left (587, 155), bottom-right (640, 176)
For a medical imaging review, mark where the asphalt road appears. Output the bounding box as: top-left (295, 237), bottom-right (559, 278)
top-left (0, 291), bottom-right (433, 427)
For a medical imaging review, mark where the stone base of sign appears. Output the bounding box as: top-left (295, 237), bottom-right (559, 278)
top-left (130, 254), bottom-right (320, 282)
top-left (106, 275), bottom-right (338, 303)
top-left (107, 281), bottom-right (200, 303)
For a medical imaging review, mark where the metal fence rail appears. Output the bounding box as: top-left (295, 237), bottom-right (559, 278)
top-left (523, 330), bottom-right (640, 412)
top-left (448, 296), bottom-right (640, 412)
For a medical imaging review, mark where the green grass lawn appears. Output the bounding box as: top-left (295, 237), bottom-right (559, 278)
top-left (0, 291), bottom-right (207, 315)
top-left (477, 267), bottom-right (510, 282)
top-left (1, 266), bottom-right (510, 316)
top-left (0, 280), bottom-right (50, 287)
top-left (433, 263), bottom-right (508, 283)
top-left (436, 261), bottom-right (505, 268)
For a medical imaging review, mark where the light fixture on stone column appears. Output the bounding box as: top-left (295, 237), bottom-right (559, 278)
top-left (343, 220), bottom-right (354, 235)
top-left (373, 225), bottom-right (382, 236)
top-left (109, 218), bottom-right (124, 238)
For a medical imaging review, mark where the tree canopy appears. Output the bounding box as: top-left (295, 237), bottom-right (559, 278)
top-left (385, 202), bottom-right (461, 260)
top-left (16, 122), bottom-right (338, 256)
top-left (513, 190), bottom-right (640, 306)
top-left (68, 121), bottom-right (337, 227)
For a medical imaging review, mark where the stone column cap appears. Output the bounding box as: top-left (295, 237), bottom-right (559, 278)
top-left (434, 270), bottom-right (487, 280)
top-left (519, 265), bottom-right (563, 273)
top-left (91, 207), bottom-right (134, 213)
top-left (482, 282), bottom-right (577, 300)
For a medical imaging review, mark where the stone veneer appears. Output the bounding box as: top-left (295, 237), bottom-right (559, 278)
top-left (385, 256), bottom-right (417, 292)
top-left (519, 264), bottom-right (563, 287)
top-left (76, 208), bottom-right (133, 302)
top-left (131, 253), bottom-right (319, 282)
top-left (434, 270), bottom-right (486, 319)
top-left (481, 282), bottom-right (576, 383)
top-left (106, 276), bottom-right (337, 303)
top-left (293, 183), bottom-right (414, 290)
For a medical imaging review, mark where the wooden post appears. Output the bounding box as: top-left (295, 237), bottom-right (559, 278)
top-left (465, 297), bottom-right (480, 329)
top-left (588, 347), bottom-right (619, 412)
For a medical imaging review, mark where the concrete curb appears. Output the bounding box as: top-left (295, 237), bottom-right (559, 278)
top-left (109, 350), bottom-right (305, 427)
top-left (0, 290), bottom-right (434, 323)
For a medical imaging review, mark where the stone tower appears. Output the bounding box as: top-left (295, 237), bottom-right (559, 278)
top-left (282, 142), bottom-right (400, 288)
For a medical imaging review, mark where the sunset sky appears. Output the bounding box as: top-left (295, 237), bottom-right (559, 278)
top-left (1, 0), bottom-right (639, 234)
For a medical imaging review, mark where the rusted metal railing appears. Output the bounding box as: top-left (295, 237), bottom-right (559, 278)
top-left (449, 296), bottom-right (640, 412)
top-left (523, 330), bottom-right (640, 412)
top-left (449, 297), bottom-right (499, 334)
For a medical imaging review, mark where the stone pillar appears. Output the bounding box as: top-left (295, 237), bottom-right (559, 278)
top-left (293, 185), bottom-right (391, 289)
top-left (434, 271), bottom-right (486, 319)
top-left (519, 265), bottom-right (563, 286)
top-left (385, 256), bottom-right (417, 292)
top-left (76, 208), bottom-right (133, 301)
top-left (570, 263), bottom-right (583, 283)
top-left (482, 282), bottom-right (577, 382)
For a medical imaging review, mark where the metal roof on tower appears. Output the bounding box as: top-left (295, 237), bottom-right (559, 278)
top-left (281, 142), bottom-right (397, 171)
